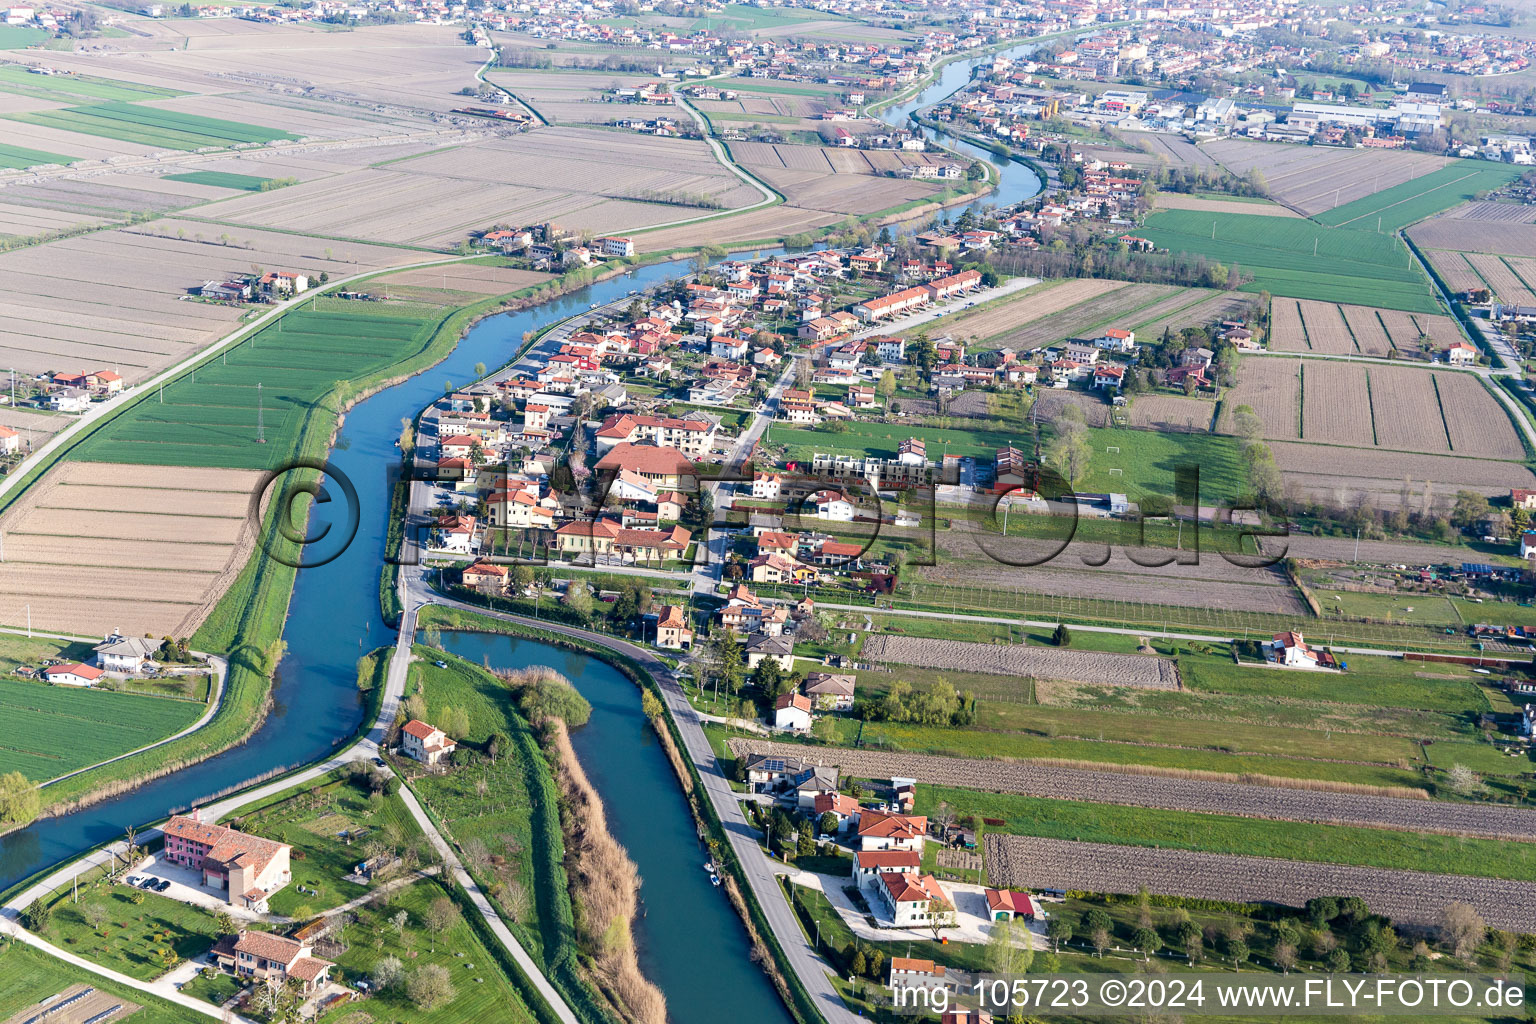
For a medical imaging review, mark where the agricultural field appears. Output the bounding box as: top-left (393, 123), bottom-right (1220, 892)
top-left (0, 65), bottom-right (186, 104)
top-left (985, 834), bottom-right (1536, 931)
top-left (861, 634), bottom-right (1181, 689)
top-left (68, 303), bottom-right (450, 470)
top-left (373, 262), bottom-right (553, 300)
top-left (0, 943), bottom-right (202, 1024)
top-left (1267, 440), bottom-right (1536, 509)
top-left (1464, 252), bottom-right (1536, 306)
top-left (207, 127), bottom-right (763, 246)
top-left (1138, 208), bottom-right (1438, 311)
top-left (0, 677), bottom-right (205, 782)
top-left (1129, 290), bottom-right (1253, 339)
top-left (1313, 161), bottom-right (1523, 231)
top-left (4, 101), bottom-right (297, 151)
top-left (0, 462), bottom-right (265, 637)
top-left (633, 203), bottom-right (842, 252)
top-left (1125, 394), bottom-right (1214, 432)
top-left (731, 739), bottom-right (1534, 836)
top-left (486, 68), bottom-right (665, 124)
top-left (1203, 138), bottom-right (1453, 215)
top-left (769, 419), bottom-right (1021, 462)
top-left (1410, 216), bottom-right (1536, 258)
top-left (1436, 200), bottom-right (1536, 224)
top-left (982, 282), bottom-right (1186, 352)
top-left (0, 219), bottom-right (426, 386)
top-left (1268, 297), bottom-right (1462, 355)
top-left (1151, 193), bottom-right (1300, 217)
top-left (929, 277), bottom-right (1128, 341)
top-left (727, 141), bottom-right (946, 216)
top-left (0, 140), bottom-right (75, 169)
top-left (160, 170), bottom-right (275, 191)
top-left (1217, 357), bottom-right (1300, 439)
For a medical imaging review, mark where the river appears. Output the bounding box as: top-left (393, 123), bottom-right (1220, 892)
top-left (876, 41), bottom-right (1047, 211)
top-left (0, 253), bottom-right (792, 1024)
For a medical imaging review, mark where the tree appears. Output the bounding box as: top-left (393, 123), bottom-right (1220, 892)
top-left (986, 917), bottom-right (1033, 974)
top-left (641, 690), bottom-right (666, 720)
top-left (1450, 490), bottom-right (1491, 530)
top-left (849, 949), bottom-right (867, 977)
top-left (1044, 426), bottom-right (1092, 485)
top-left (926, 899), bottom-right (955, 941)
top-left (1133, 925), bottom-right (1160, 962)
top-left (1439, 902), bottom-right (1486, 961)
top-left (408, 963), bottom-right (456, 1011)
top-left (877, 369), bottom-right (896, 404)
top-left (373, 955), bottom-right (405, 991)
top-left (1274, 941), bottom-right (1298, 974)
top-left (0, 771), bottom-right (40, 827)
top-left (424, 896), bottom-right (459, 933)
top-left (564, 581), bottom-right (592, 617)
top-left (818, 811), bottom-right (839, 835)
top-left (1090, 926), bottom-right (1111, 958)
top-left (1229, 939), bottom-right (1250, 972)
top-left (21, 898), bottom-right (50, 931)
top-left (1445, 763), bottom-right (1484, 797)
top-left (82, 903), bottom-right (109, 931)
top-left (390, 909), bottom-right (410, 937)
top-left (1052, 623), bottom-right (1072, 647)
top-left (1046, 916), bottom-right (1073, 952)
top-left (1326, 948), bottom-right (1351, 973)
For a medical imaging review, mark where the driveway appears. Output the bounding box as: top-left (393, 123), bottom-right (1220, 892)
top-left (130, 856), bottom-right (269, 923)
top-left (791, 870), bottom-right (1040, 948)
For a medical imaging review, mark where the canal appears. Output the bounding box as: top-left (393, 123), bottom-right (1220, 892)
top-left (0, 252), bottom-right (793, 1024)
top-left (876, 41), bottom-right (1047, 210)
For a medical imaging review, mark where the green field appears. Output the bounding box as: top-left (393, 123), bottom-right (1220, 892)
top-left (915, 785), bottom-right (1536, 881)
top-left (5, 101), bottom-right (296, 151)
top-left (0, 140), bottom-right (74, 168)
top-left (0, 66), bottom-right (185, 103)
top-left (38, 884), bottom-right (222, 980)
top-left (70, 304), bottom-right (453, 470)
top-left (0, 942), bottom-right (203, 1024)
top-left (771, 419), bottom-right (1024, 462)
top-left (161, 170), bottom-right (275, 190)
top-left (0, 679), bottom-right (205, 782)
top-left (1139, 208), bottom-right (1439, 311)
top-left (1314, 161), bottom-right (1525, 232)
top-left (0, 25), bottom-right (48, 48)
top-left (1077, 426), bottom-right (1245, 501)
top-left (725, 80), bottom-right (845, 98)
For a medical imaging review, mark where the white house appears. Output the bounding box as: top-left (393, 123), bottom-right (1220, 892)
top-left (401, 719), bottom-right (457, 765)
top-left (888, 957), bottom-right (952, 994)
top-left (0, 425), bottom-right (18, 454)
top-left (773, 692), bottom-right (813, 731)
top-left (48, 388), bottom-right (90, 413)
top-left (852, 848), bottom-right (920, 888)
top-left (1521, 531), bottom-right (1536, 559)
top-left (1095, 328), bottom-right (1136, 353)
top-left (873, 872), bottom-right (952, 928)
top-left (811, 489), bottom-right (855, 522)
top-left (433, 515), bottom-right (479, 554)
top-left (752, 473), bottom-right (781, 501)
top-left (1445, 340), bottom-right (1477, 365)
top-left (856, 811), bottom-right (926, 851)
top-left (45, 663), bottom-right (105, 686)
top-left (1269, 630), bottom-right (1324, 667)
top-left (94, 631), bottom-right (157, 672)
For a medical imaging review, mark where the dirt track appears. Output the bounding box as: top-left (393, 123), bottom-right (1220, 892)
top-left (984, 834), bottom-right (1536, 931)
top-left (727, 740), bottom-right (1536, 840)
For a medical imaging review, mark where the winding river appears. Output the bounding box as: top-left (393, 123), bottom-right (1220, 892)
top-left (0, 47), bottom-right (1046, 1019)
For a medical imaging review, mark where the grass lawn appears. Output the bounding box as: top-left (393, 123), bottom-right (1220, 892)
top-left (771, 420), bottom-right (1021, 462)
top-left (1310, 588), bottom-right (1463, 625)
top-left (1179, 649), bottom-right (1490, 714)
top-left (0, 632), bottom-right (94, 675)
top-left (312, 878), bottom-right (537, 1024)
top-left (224, 769), bottom-right (427, 919)
top-left (915, 785), bottom-right (1536, 881)
top-left (1075, 426), bottom-right (1247, 503)
top-left (0, 678), bottom-right (205, 782)
top-left (402, 649), bottom-right (578, 976)
top-left (0, 941), bottom-right (205, 1024)
top-left (179, 968), bottom-right (243, 1007)
top-left (39, 884), bottom-right (222, 980)
top-left (0, 25), bottom-right (48, 47)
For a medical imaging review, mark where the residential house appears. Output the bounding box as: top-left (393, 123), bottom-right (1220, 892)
top-left (857, 811), bottom-right (926, 851)
top-left (874, 872), bottom-right (952, 928)
top-left (594, 414), bottom-right (716, 458)
top-left (655, 605), bottom-right (693, 649)
top-left (852, 848), bottom-right (920, 888)
top-left (773, 692), bottom-right (813, 731)
top-left (888, 957), bottom-right (951, 992)
top-left (44, 663), bottom-right (104, 686)
top-left (433, 514), bottom-right (479, 554)
top-left (802, 672), bottom-right (855, 711)
top-left (1522, 531), bottom-right (1536, 559)
top-left (747, 634), bottom-right (795, 671)
top-left (594, 444), bottom-right (698, 491)
top-left (810, 489), bottom-right (855, 522)
top-left (749, 552), bottom-right (818, 585)
top-left (211, 931), bottom-right (333, 994)
top-left (161, 813), bottom-right (292, 912)
top-left (984, 889), bottom-right (1043, 922)
top-left (461, 561), bottom-right (508, 594)
top-left (1269, 630), bottom-right (1330, 668)
top-left (48, 387), bottom-right (90, 413)
top-left (1091, 364), bottom-right (1125, 390)
top-left (752, 473), bottom-right (782, 501)
top-left (94, 631), bottom-right (157, 672)
top-left (0, 425), bottom-right (17, 454)
top-left (812, 792), bottom-right (860, 831)
top-left (1446, 340), bottom-right (1478, 365)
top-left (401, 719), bottom-right (458, 766)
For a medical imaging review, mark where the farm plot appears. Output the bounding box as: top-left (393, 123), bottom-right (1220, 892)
top-left (1463, 253), bottom-right (1536, 306)
top-left (485, 69), bottom-right (658, 124)
top-left (1126, 395), bottom-right (1214, 432)
top-left (1314, 162), bottom-right (1523, 232)
top-left (862, 635), bottom-right (1180, 689)
top-left (1130, 290), bottom-right (1254, 339)
top-left (937, 278), bottom-right (1128, 341)
top-left (1365, 365), bottom-right (1451, 453)
top-left (1152, 194), bottom-right (1300, 217)
top-left (68, 305), bottom-right (447, 471)
top-left (1268, 297), bottom-right (1307, 351)
top-left (1338, 304), bottom-right (1394, 356)
top-left (1441, 201), bottom-right (1536, 224)
top-left (985, 283), bottom-right (1183, 353)
top-left (1268, 442), bottom-right (1536, 510)
top-left (633, 203), bottom-right (842, 252)
top-left (0, 681), bottom-right (204, 783)
top-left (1203, 139), bottom-right (1448, 216)
top-left (207, 127), bottom-right (762, 246)
top-left (372, 263), bottom-right (552, 296)
top-left (727, 740), bottom-right (1536, 839)
top-left (0, 462), bottom-right (263, 637)
top-left (984, 834), bottom-right (1536, 931)
top-left (1408, 218), bottom-right (1536, 258)
top-left (1434, 371), bottom-right (1526, 458)
top-left (0, 202), bottom-right (111, 240)
top-left (1140, 208), bottom-right (1438, 311)
top-left (0, 140), bottom-right (74, 169)
top-left (1423, 250), bottom-right (1487, 295)
top-left (1031, 389), bottom-right (1109, 427)
top-left (0, 221), bottom-right (424, 386)
top-left (1217, 358), bottom-right (1300, 440)
top-left (4, 101), bottom-right (296, 151)
top-left (1295, 299), bottom-right (1356, 354)
top-left (1299, 362), bottom-right (1372, 445)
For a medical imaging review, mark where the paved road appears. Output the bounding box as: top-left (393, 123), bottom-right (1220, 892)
top-left (420, 591), bottom-right (862, 1024)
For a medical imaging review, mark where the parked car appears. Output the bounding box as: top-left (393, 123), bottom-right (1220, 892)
top-left (138, 878), bottom-right (157, 889)
top-left (126, 876), bottom-right (141, 886)
top-left (372, 757), bottom-right (386, 768)
top-left (155, 879), bottom-right (172, 892)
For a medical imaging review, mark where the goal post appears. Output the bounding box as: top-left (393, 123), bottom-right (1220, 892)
top-left (1106, 446), bottom-right (1120, 453)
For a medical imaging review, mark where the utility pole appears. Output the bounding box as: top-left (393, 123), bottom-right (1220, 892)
top-left (256, 383), bottom-right (266, 444)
